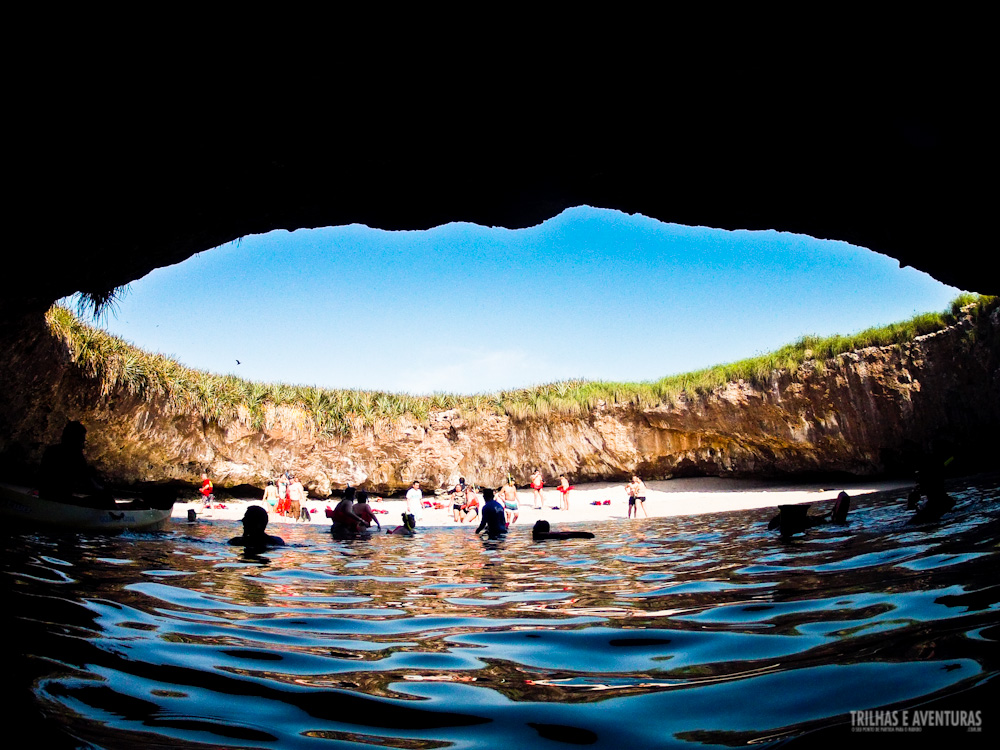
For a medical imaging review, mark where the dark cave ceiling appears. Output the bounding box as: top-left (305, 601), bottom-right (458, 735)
top-left (11, 111), bottom-right (995, 321)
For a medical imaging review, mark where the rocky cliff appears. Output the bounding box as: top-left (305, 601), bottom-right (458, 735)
top-left (1, 305), bottom-right (997, 497)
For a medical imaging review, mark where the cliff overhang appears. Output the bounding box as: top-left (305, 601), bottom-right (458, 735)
top-left (2, 303), bottom-right (996, 497)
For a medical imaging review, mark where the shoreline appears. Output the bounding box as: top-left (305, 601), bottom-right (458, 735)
top-left (174, 476), bottom-right (913, 528)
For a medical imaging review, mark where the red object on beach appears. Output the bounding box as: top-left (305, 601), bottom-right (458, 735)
top-left (603, 500), bottom-right (611, 505)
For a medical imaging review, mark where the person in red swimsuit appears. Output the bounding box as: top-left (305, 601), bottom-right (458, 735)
top-left (557, 475), bottom-right (573, 510)
top-left (530, 469), bottom-right (544, 509)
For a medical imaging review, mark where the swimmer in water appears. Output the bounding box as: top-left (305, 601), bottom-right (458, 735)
top-left (475, 488), bottom-right (507, 537)
top-left (228, 505), bottom-right (285, 549)
top-left (327, 487), bottom-right (366, 534)
top-left (531, 520), bottom-right (595, 540)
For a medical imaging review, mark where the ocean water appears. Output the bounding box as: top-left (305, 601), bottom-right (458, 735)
top-left (3, 474), bottom-right (998, 749)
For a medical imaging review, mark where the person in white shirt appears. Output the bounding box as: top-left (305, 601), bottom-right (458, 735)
top-left (404, 480), bottom-right (423, 528)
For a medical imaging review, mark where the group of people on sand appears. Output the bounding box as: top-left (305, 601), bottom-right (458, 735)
top-left (626, 475), bottom-right (647, 518)
top-left (527, 469), bottom-right (574, 511)
top-left (260, 472), bottom-right (310, 522)
top-left (448, 478), bottom-right (480, 523)
top-left (36, 420), bottom-right (961, 554)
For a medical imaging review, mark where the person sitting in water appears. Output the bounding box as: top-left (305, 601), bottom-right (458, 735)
top-left (531, 520), bottom-right (595, 540)
top-left (768, 504), bottom-right (819, 537)
top-left (353, 491), bottom-right (381, 531)
top-left (768, 491), bottom-right (854, 537)
top-left (326, 487), bottom-right (366, 534)
top-left (475, 488), bottom-right (507, 537)
top-left (829, 491), bottom-right (851, 524)
top-left (908, 469), bottom-right (956, 524)
top-left (228, 505), bottom-right (285, 549)
top-left (39, 420), bottom-right (116, 508)
top-left (386, 511), bottom-right (417, 535)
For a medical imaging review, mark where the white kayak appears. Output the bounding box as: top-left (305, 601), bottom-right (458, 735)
top-left (0, 482), bottom-right (173, 531)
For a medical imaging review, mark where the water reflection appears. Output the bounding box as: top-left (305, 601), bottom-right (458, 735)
top-left (2, 473), bottom-right (997, 748)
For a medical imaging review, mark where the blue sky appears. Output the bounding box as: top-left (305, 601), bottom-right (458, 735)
top-left (77, 206), bottom-right (962, 394)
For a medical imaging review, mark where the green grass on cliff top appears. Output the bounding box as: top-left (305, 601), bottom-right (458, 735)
top-left (46, 294), bottom-right (996, 436)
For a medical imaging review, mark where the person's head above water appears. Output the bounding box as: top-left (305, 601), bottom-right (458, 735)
top-left (482, 488), bottom-right (495, 502)
top-left (830, 491), bottom-right (851, 524)
top-left (242, 505), bottom-right (269, 534)
top-left (343, 486), bottom-right (356, 502)
top-left (230, 504), bottom-right (285, 548)
top-left (356, 491), bottom-right (368, 504)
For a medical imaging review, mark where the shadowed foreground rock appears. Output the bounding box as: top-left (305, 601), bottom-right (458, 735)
top-left (1, 307), bottom-right (997, 496)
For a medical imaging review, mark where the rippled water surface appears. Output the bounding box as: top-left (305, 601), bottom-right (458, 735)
top-left (4, 475), bottom-right (998, 748)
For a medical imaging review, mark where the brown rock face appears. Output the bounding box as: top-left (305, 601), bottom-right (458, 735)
top-left (1, 308), bottom-right (997, 496)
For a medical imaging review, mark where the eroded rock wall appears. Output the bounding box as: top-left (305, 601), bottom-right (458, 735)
top-left (1, 308), bottom-right (997, 496)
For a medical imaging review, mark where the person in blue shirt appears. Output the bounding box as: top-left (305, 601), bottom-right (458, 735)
top-left (476, 488), bottom-right (507, 537)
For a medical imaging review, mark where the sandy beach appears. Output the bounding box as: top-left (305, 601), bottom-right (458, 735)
top-left (173, 476), bottom-right (913, 528)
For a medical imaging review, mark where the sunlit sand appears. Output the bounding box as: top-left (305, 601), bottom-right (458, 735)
top-left (174, 477), bottom-right (913, 528)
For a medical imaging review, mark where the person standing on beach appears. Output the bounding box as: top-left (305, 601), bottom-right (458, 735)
top-left (530, 469), bottom-right (544, 509)
top-left (262, 480), bottom-right (279, 515)
top-left (501, 480), bottom-right (519, 524)
top-left (288, 475), bottom-right (305, 521)
top-left (405, 480), bottom-right (423, 529)
top-left (276, 474), bottom-right (289, 516)
top-left (628, 476), bottom-right (648, 518)
top-left (451, 478), bottom-right (467, 522)
top-left (557, 475), bottom-right (573, 511)
top-left (199, 473), bottom-right (215, 506)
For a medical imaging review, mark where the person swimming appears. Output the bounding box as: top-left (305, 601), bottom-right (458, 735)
top-left (830, 491), bottom-right (851, 524)
top-left (353, 491), bottom-right (381, 531)
top-left (228, 505), bottom-right (285, 549)
top-left (475, 488), bottom-right (507, 537)
top-left (531, 520), bottom-right (595, 541)
top-left (327, 487), bottom-right (366, 534)
top-left (908, 469), bottom-right (956, 524)
top-left (386, 512), bottom-right (417, 535)
top-left (768, 491), bottom-right (853, 537)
